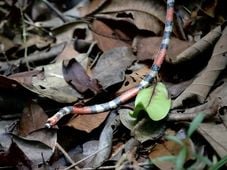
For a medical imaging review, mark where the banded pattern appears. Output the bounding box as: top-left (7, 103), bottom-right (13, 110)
top-left (46, 0), bottom-right (175, 128)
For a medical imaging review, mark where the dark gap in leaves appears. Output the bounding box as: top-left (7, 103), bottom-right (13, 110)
top-left (73, 28), bottom-right (86, 39)
top-left (160, 46), bottom-right (214, 83)
top-left (124, 81), bottom-right (129, 86)
top-left (116, 12), bottom-right (134, 19)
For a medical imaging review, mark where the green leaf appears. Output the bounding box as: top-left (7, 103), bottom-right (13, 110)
top-left (209, 155), bottom-right (227, 170)
top-left (153, 155), bottom-right (177, 163)
top-left (176, 146), bottom-right (187, 170)
top-left (130, 82), bottom-right (171, 121)
top-left (187, 112), bottom-right (205, 137)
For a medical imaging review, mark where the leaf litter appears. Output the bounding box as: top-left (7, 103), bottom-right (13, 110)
top-left (0, 0), bottom-right (227, 169)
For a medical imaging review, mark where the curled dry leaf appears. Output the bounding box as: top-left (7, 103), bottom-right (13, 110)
top-left (92, 112), bottom-right (121, 168)
top-left (173, 25), bottom-right (227, 108)
top-left (166, 25), bottom-right (223, 64)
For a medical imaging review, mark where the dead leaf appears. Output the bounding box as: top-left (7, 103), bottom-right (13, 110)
top-left (198, 122), bottom-right (227, 158)
top-left (0, 139), bottom-right (32, 169)
top-left (63, 58), bottom-right (101, 96)
top-left (149, 130), bottom-right (194, 170)
top-left (116, 64), bottom-right (150, 95)
top-left (166, 25), bottom-right (222, 64)
top-left (133, 118), bottom-right (165, 143)
top-left (85, 0), bottom-right (166, 34)
top-left (134, 36), bottom-right (193, 62)
top-left (18, 101), bottom-right (48, 137)
top-left (67, 111), bottom-right (108, 133)
top-left (201, 0), bottom-right (218, 18)
top-left (91, 19), bottom-right (132, 52)
top-left (25, 128), bottom-right (57, 149)
top-left (173, 25), bottom-right (227, 108)
top-left (0, 133), bottom-right (54, 166)
top-left (92, 47), bottom-right (136, 89)
top-left (0, 43), bottom-right (65, 74)
top-left (55, 41), bottom-right (79, 62)
top-left (53, 21), bottom-right (93, 45)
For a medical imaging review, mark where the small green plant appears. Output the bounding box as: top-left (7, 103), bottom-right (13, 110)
top-left (152, 113), bottom-right (227, 170)
top-left (130, 82), bottom-right (171, 121)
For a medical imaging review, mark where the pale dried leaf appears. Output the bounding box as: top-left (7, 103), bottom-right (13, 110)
top-left (198, 122), bottom-right (227, 158)
top-left (173, 26), bottom-right (227, 108)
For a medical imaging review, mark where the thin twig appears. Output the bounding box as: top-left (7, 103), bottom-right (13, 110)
top-left (20, 7), bottom-right (31, 71)
top-left (56, 142), bottom-right (75, 165)
top-left (41, 0), bottom-right (68, 23)
top-left (81, 162), bottom-right (152, 170)
top-left (64, 145), bottom-right (109, 170)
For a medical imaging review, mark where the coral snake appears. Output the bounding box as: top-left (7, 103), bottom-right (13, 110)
top-left (46, 0), bottom-right (175, 128)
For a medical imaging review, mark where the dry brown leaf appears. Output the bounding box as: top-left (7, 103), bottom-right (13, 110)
top-left (92, 47), bottom-right (136, 89)
top-left (91, 0), bottom-right (166, 34)
top-left (91, 19), bottom-right (132, 52)
top-left (173, 25), bottom-right (227, 108)
top-left (18, 101), bottom-right (48, 137)
top-left (55, 41), bottom-right (79, 62)
top-left (134, 37), bottom-right (192, 61)
top-left (166, 25), bottom-right (223, 64)
top-left (79, 0), bottom-right (109, 17)
top-left (198, 122), bottom-right (227, 158)
top-left (67, 112), bottom-right (109, 133)
top-left (116, 64), bottom-right (150, 95)
top-left (63, 58), bottom-right (101, 96)
top-left (149, 130), bottom-right (194, 170)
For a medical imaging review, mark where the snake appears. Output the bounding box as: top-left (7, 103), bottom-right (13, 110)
top-left (46, 0), bottom-right (175, 128)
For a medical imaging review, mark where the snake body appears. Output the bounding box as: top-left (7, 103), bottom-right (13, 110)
top-left (46, 0), bottom-right (175, 128)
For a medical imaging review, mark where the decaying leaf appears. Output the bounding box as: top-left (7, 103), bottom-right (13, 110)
top-left (85, 0), bottom-right (166, 34)
top-left (18, 101), bottom-right (48, 137)
top-left (0, 133), bottom-right (54, 166)
top-left (91, 19), bottom-right (132, 52)
top-left (133, 118), bottom-right (166, 143)
top-left (198, 122), bottom-right (227, 158)
top-left (92, 47), bottom-right (136, 89)
top-left (116, 64), bottom-right (150, 95)
top-left (173, 25), bottom-right (227, 108)
top-left (67, 111), bottom-right (109, 133)
top-left (20, 62), bottom-right (81, 103)
top-left (0, 139), bottom-right (32, 169)
top-left (63, 58), bottom-right (101, 96)
top-left (150, 130), bottom-right (194, 170)
top-left (134, 36), bottom-right (193, 62)
top-left (119, 108), bottom-right (137, 130)
top-left (166, 25), bottom-right (223, 64)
